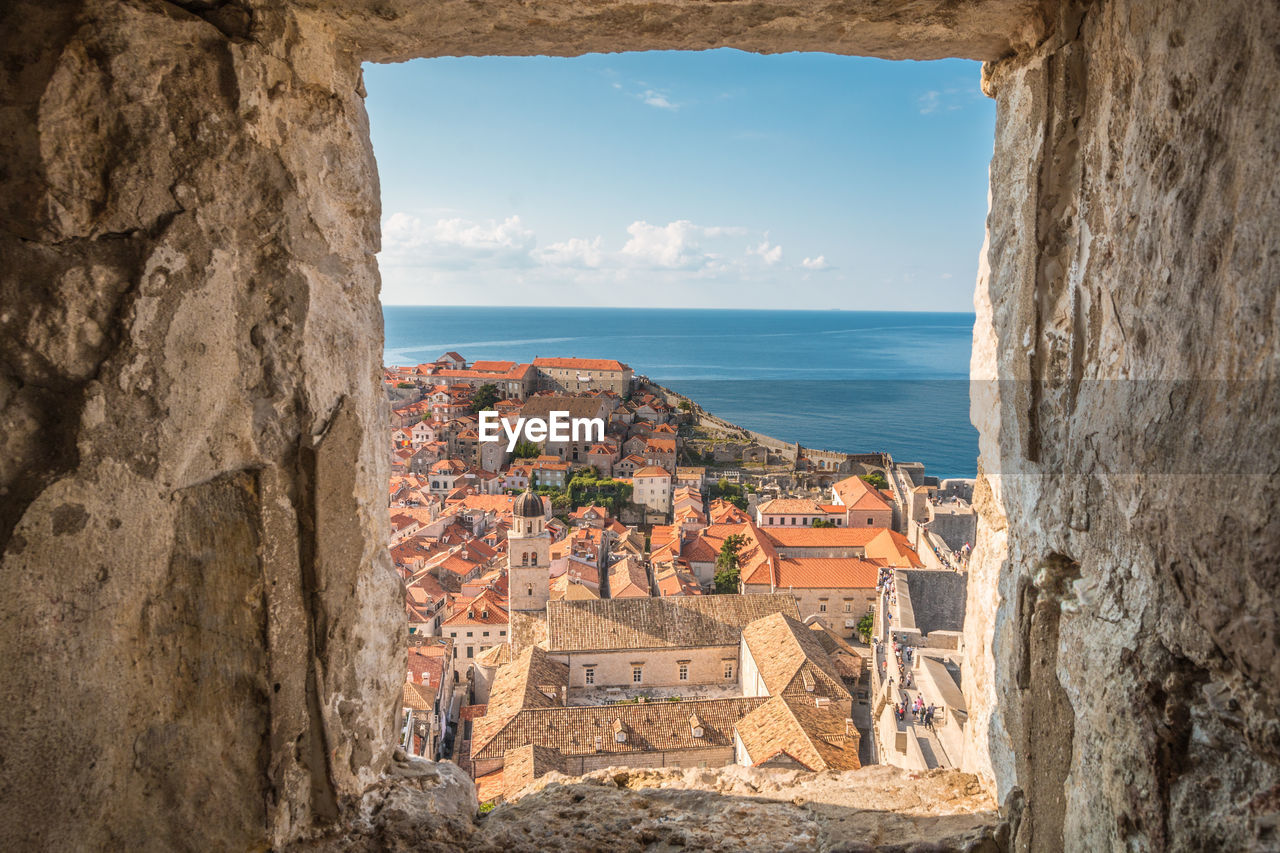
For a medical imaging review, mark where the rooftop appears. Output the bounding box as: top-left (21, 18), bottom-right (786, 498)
top-left (545, 593), bottom-right (799, 653)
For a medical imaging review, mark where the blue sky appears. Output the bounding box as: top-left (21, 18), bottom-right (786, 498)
top-left (364, 50), bottom-right (994, 311)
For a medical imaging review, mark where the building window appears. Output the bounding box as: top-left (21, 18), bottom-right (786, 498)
top-left (679, 664), bottom-right (688, 681)
top-left (724, 662), bottom-right (734, 679)
top-left (466, 647), bottom-right (473, 658)
top-left (526, 585), bottom-right (533, 597)
top-left (585, 668), bottom-right (595, 685)
top-left (466, 632), bottom-right (473, 638)
top-left (500, 630), bottom-right (506, 636)
top-left (844, 602), bottom-right (852, 612)
top-left (452, 648), bottom-right (458, 659)
top-left (632, 666), bottom-right (643, 684)
top-left (819, 603), bottom-right (827, 612)
top-left (531, 553), bottom-right (538, 566)
top-left (483, 631), bottom-right (489, 637)
top-left (867, 517), bottom-right (874, 525)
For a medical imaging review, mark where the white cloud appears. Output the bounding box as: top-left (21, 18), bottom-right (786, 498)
top-left (802, 255), bottom-right (829, 270)
top-left (533, 236), bottom-right (604, 268)
top-left (640, 89), bottom-right (677, 110)
top-left (749, 240), bottom-right (783, 265)
top-left (918, 85), bottom-right (983, 115)
top-left (382, 213), bottom-right (536, 270)
top-left (621, 220), bottom-right (711, 268)
top-left (381, 212), bottom-right (789, 289)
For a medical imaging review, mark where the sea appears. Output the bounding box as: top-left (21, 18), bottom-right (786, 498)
top-left (383, 306), bottom-right (980, 479)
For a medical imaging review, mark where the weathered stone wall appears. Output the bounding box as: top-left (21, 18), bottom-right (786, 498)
top-left (962, 0), bottom-right (1280, 849)
top-left (0, 2), bottom-right (402, 848)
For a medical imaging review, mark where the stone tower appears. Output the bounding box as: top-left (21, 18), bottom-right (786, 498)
top-left (508, 488), bottom-right (551, 611)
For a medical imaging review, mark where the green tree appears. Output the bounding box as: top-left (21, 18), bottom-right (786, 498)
top-left (396, 382), bottom-right (415, 389)
top-left (512, 440), bottom-right (540, 459)
top-left (812, 518), bottom-right (836, 528)
top-left (860, 472), bottom-right (889, 491)
top-left (678, 398), bottom-right (693, 412)
top-left (709, 477), bottom-right (748, 511)
top-left (567, 468), bottom-right (631, 514)
top-left (470, 383), bottom-right (500, 413)
top-left (857, 611), bottom-right (875, 644)
top-left (713, 534), bottom-right (746, 593)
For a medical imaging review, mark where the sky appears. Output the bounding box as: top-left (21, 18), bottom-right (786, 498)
top-left (364, 50), bottom-right (995, 312)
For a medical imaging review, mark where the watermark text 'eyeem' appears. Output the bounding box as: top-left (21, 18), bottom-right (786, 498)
top-left (478, 411), bottom-right (605, 452)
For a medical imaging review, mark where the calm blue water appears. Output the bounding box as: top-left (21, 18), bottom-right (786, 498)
top-left (383, 306), bottom-right (979, 478)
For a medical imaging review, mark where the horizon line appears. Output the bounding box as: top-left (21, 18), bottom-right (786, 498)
top-left (381, 304), bottom-right (977, 315)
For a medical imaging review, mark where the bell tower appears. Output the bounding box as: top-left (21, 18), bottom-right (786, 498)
top-left (508, 488), bottom-right (551, 611)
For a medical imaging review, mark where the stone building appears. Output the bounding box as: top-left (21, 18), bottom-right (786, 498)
top-left (630, 466), bottom-right (672, 516)
top-left (538, 593), bottom-right (800, 689)
top-left (470, 602), bottom-right (859, 785)
top-left (830, 476), bottom-right (895, 528)
top-left (507, 489), bottom-right (552, 612)
top-left (532, 357), bottom-right (634, 396)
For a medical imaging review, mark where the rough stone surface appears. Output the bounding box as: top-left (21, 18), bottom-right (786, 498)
top-left (2, 0), bottom-right (1277, 850)
top-left (0, 1), bottom-right (402, 848)
top-left (962, 0), bottom-right (1280, 850)
top-left (293, 761), bottom-right (999, 852)
top-left (313, 0), bottom-right (1051, 63)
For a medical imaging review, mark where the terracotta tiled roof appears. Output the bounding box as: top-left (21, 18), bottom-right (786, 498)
top-left (654, 564), bottom-right (703, 597)
top-left (551, 573), bottom-right (601, 601)
top-left (469, 360), bottom-right (516, 372)
top-left (741, 612), bottom-right (851, 703)
top-left (771, 557), bottom-right (880, 590)
top-left (545, 593), bottom-right (799, 652)
top-left (633, 466), bottom-right (671, 479)
top-left (402, 681), bottom-right (436, 712)
top-left (762, 527), bottom-right (880, 547)
top-left (831, 476), bottom-right (893, 512)
top-left (518, 395), bottom-right (610, 424)
top-left (501, 743), bottom-right (569, 799)
top-left (473, 696), bottom-right (767, 762)
top-left (733, 695), bottom-right (860, 772)
top-left (756, 498), bottom-right (825, 515)
top-left (475, 643), bottom-right (512, 668)
top-left (533, 357), bottom-right (630, 372)
top-left (442, 588), bottom-right (509, 626)
top-left (471, 647), bottom-right (569, 755)
top-left (607, 556), bottom-right (651, 598)
top-left (407, 642), bottom-right (450, 686)
top-left (709, 500), bottom-right (751, 523)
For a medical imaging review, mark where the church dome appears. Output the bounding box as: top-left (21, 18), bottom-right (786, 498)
top-left (513, 489), bottom-right (544, 519)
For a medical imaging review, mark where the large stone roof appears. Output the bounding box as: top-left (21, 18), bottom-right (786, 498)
top-left (473, 696), bottom-right (767, 762)
top-left (741, 613), bottom-right (851, 704)
top-left (734, 695), bottom-right (860, 772)
top-left (545, 594), bottom-right (799, 653)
